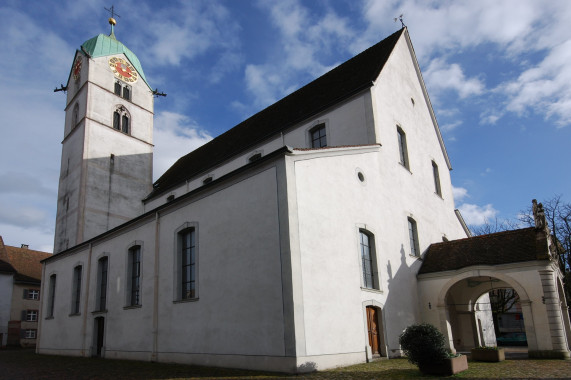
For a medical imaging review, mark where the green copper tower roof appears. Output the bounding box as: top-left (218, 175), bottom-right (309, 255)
top-left (81, 33), bottom-right (151, 89)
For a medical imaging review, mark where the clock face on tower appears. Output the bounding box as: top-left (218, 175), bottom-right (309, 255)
top-left (108, 57), bottom-right (138, 83)
top-left (72, 56), bottom-right (82, 81)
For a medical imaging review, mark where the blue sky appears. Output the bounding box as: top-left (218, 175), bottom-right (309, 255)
top-left (1, 0), bottom-right (570, 252)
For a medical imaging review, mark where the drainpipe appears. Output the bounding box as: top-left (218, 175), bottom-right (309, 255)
top-left (151, 212), bottom-right (160, 361)
top-left (81, 243), bottom-right (93, 356)
top-left (36, 262), bottom-right (47, 353)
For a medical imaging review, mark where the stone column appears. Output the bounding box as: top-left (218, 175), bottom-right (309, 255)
top-left (537, 270), bottom-right (570, 358)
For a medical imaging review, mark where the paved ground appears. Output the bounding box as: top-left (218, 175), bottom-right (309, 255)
top-left (1, 348), bottom-right (570, 379)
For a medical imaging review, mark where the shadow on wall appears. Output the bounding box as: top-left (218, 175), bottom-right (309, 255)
top-left (383, 243), bottom-right (424, 356)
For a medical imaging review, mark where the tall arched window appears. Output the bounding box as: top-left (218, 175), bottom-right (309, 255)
top-left (359, 229), bottom-right (378, 290)
top-left (113, 106), bottom-right (130, 135)
top-left (72, 103), bottom-right (79, 129)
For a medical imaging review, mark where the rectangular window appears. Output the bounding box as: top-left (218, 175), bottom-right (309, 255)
top-left (24, 329), bottom-right (37, 339)
top-left (122, 85), bottom-right (131, 100)
top-left (24, 289), bottom-right (39, 300)
top-left (129, 246), bottom-right (141, 306)
top-left (114, 81), bottom-right (122, 96)
top-left (408, 217), bottom-right (420, 257)
top-left (360, 231), bottom-right (376, 289)
top-left (310, 124), bottom-right (327, 148)
top-left (25, 310), bottom-right (38, 322)
top-left (47, 275), bottom-right (56, 318)
top-left (72, 266), bottom-right (82, 314)
top-left (180, 228), bottom-right (196, 300)
top-left (397, 126), bottom-right (409, 169)
top-left (97, 257), bottom-right (108, 311)
top-left (432, 161), bottom-right (442, 196)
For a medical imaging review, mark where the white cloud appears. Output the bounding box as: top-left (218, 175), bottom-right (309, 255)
top-left (440, 120), bottom-right (462, 132)
top-left (424, 58), bottom-right (485, 99)
top-left (452, 186), bottom-right (468, 202)
top-left (358, 1), bottom-right (571, 128)
top-left (499, 39), bottom-right (571, 127)
top-left (153, 111), bottom-right (213, 180)
top-left (242, 0), bottom-right (354, 108)
top-left (458, 203), bottom-right (498, 226)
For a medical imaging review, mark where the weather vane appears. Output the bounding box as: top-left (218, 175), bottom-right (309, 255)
top-left (104, 5), bottom-right (121, 20)
top-left (394, 14), bottom-right (405, 28)
top-left (104, 5), bottom-right (121, 34)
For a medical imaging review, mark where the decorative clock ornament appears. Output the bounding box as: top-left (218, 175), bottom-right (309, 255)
top-left (72, 56), bottom-right (82, 81)
top-left (108, 57), bottom-right (138, 83)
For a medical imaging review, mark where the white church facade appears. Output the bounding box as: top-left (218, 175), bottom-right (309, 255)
top-left (37, 22), bottom-right (570, 372)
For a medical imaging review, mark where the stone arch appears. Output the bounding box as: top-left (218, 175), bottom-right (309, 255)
top-left (435, 268), bottom-right (537, 353)
top-left (437, 269), bottom-right (530, 307)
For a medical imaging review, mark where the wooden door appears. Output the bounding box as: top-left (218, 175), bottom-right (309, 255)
top-left (367, 306), bottom-right (381, 355)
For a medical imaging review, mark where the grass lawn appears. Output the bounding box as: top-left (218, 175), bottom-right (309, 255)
top-left (1, 349), bottom-right (570, 379)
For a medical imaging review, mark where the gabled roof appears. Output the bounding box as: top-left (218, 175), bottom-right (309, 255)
top-left (418, 228), bottom-right (550, 275)
top-left (0, 236), bottom-right (51, 283)
top-left (147, 28), bottom-right (405, 200)
top-left (78, 33), bottom-right (151, 89)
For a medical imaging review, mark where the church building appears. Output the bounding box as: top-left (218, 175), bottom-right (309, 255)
top-left (37, 18), bottom-right (570, 372)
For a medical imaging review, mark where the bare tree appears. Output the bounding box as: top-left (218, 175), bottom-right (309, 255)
top-left (489, 288), bottom-right (520, 336)
top-left (470, 218), bottom-right (519, 236)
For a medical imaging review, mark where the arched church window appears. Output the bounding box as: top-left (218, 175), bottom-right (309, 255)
top-left (122, 114), bottom-right (129, 134)
top-left (72, 103), bottom-right (79, 129)
top-left (113, 106), bottom-right (130, 135)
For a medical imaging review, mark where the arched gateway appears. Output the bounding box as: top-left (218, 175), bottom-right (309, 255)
top-left (417, 204), bottom-right (570, 359)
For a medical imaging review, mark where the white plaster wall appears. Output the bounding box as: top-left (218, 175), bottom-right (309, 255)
top-left (290, 146), bottom-right (433, 360)
top-left (54, 123), bottom-right (85, 252)
top-left (39, 255), bottom-right (87, 354)
top-left (156, 166), bottom-right (284, 357)
top-left (0, 274), bottom-right (13, 346)
top-left (41, 164), bottom-right (287, 366)
top-left (372, 33), bottom-right (467, 245)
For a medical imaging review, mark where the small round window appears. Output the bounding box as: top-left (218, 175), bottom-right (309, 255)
top-left (358, 172), bottom-right (365, 182)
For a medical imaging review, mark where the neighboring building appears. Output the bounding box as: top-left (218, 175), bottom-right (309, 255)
top-left (0, 236), bottom-right (51, 347)
top-left (37, 20), bottom-right (570, 372)
top-left (0, 241), bottom-right (16, 348)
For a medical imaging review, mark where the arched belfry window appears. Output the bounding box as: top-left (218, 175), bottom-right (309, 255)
top-left (113, 106), bottom-right (130, 135)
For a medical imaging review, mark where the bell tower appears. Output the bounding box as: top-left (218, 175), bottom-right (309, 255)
top-left (54, 17), bottom-right (154, 253)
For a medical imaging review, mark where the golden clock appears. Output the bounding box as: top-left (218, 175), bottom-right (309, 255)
top-left (108, 57), bottom-right (138, 83)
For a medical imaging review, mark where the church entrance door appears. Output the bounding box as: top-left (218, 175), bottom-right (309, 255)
top-left (94, 317), bottom-right (105, 357)
top-left (366, 306), bottom-right (381, 355)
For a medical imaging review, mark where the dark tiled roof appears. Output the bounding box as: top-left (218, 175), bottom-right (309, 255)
top-left (0, 236), bottom-right (51, 282)
top-left (147, 28), bottom-right (405, 200)
top-left (419, 228), bottom-right (549, 275)
top-left (0, 259), bottom-right (16, 274)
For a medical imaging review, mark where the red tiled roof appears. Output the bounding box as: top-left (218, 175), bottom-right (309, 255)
top-left (419, 228), bottom-right (549, 275)
top-left (0, 236), bottom-right (51, 282)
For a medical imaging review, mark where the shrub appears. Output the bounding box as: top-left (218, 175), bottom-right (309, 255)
top-left (399, 323), bottom-right (449, 366)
